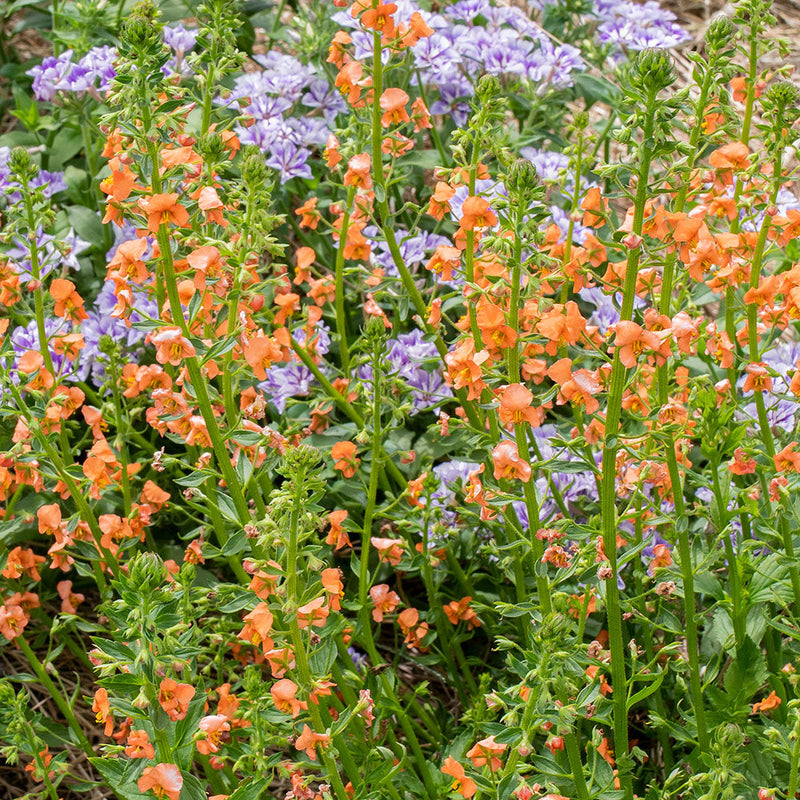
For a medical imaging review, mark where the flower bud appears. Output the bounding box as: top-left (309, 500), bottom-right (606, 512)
top-left (476, 74), bottom-right (501, 102)
top-left (765, 80), bottom-right (800, 114)
top-left (121, 0), bottom-right (162, 52)
top-left (9, 147), bottom-right (37, 182)
top-left (630, 49), bottom-right (675, 93)
top-left (705, 16), bottom-right (735, 53)
top-left (198, 131), bottom-right (226, 162)
top-left (242, 146), bottom-right (270, 187)
top-left (128, 551), bottom-right (166, 593)
top-left (506, 158), bottom-right (539, 195)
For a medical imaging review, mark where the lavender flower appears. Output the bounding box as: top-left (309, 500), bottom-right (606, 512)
top-left (164, 23), bottom-right (199, 53)
top-left (265, 142), bottom-right (313, 184)
top-left (259, 363), bottom-right (315, 413)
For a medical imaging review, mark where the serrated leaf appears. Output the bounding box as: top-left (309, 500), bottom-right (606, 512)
top-left (220, 528), bottom-right (248, 556)
top-left (227, 778), bottom-right (270, 800)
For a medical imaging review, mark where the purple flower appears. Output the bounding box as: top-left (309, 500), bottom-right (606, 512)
top-left (78, 46), bottom-right (117, 91)
top-left (8, 318), bottom-right (88, 385)
top-left (265, 142), bottom-right (313, 184)
top-left (519, 147), bottom-right (571, 185)
top-left (28, 52), bottom-right (75, 102)
top-left (447, 0), bottom-right (492, 21)
top-left (164, 23), bottom-right (199, 53)
top-left (595, 0), bottom-right (689, 51)
top-left (301, 79), bottom-right (347, 124)
top-left (388, 330), bottom-right (453, 412)
top-left (244, 94), bottom-right (294, 121)
top-left (294, 322), bottom-right (331, 357)
top-left (259, 363), bottom-right (315, 413)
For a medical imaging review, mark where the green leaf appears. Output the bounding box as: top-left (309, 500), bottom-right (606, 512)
top-left (626, 669), bottom-right (665, 711)
top-left (179, 772), bottom-right (208, 800)
top-left (66, 205), bottom-right (103, 247)
top-left (89, 757), bottom-right (149, 800)
top-left (227, 778), bottom-right (270, 800)
top-left (221, 528), bottom-right (248, 556)
top-left (724, 636), bottom-right (767, 702)
top-left (11, 85), bottom-right (39, 130)
top-left (216, 492), bottom-right (240, 523)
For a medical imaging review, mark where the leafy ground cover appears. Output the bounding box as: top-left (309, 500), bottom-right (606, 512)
top-left (2, 0), bottom-right (800, 798)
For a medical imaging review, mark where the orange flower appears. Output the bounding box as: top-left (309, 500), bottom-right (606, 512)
top-left (50, 279), bottom-right (88, 322)
top-left (327, 31), bottom-right (351, 68)
top-left (370, 584), bottom-right (400, 621)
top-left (294, 724), bottom-right (331, 760)
top-left (151, 326), bottom-right (196, 367)
top-left (92, 688), bottom-right (114, 736)
top-left (238, 603), bottom-right (274, 650)
top-left (476, 300), bottom-right (516, 351)
top-left (137, 763), bottom-right (183, 800)
top-left (106, 238), bottom-right (150, 282)
top-left (460, 196), bottom-right (497, 231)
top-left (752, 690), bottom-right (782, 714)
top-left (335, 61), bottom-right (365, 105)
top-left (99, 157), bottom-right (137, 203)
top-left (297, 596), bottom-right (329, 629)
top-left (492, 440), bottom-right (531, 483)
top-left (359, 2), bottom-right (397, 35)
top-left (410, 96), bottom-right (432, 131)
top-left (536, 301), bottom-right (586, 355)
top-left (445, 339), bottom-right (489, 399)
top-left (264, 646), bottom-right (296, 678)
top-left (443, 597), bottom-right (480, 630)
top-left (57, 580), bottom-right (85, 614)
top-left (158, 679), bottom-right (196, 722)
top-left (2, 547), bottom-right (45, 581)
top-left (243, 335), bottom-right (282, 380)
top-left (370, 537), bottom-right (404, 565)
top-left (774, 442), bottom-right (800, 473)
top-left (343, 152), bottom-right (372, 190)
top-left (441, 756), bottom-right (476, 798)
top-left (295, 197), bottom-right (320, 229)
top-left (547, 358), bottom-right (600, 414)
top-left (428, 182), bottom-right (455, 220)
top-left (331, 441), bottom-right (360, 477)
top-left (497, 383), bottom-right (539, 427)
top-left (125, 729), bottom-right (155, 759)
top-left (729, 448), bottom-right (757, 475)
top-left (426, 245), bottom-right (461, 282)
top-left (379, 88), bottom-right (410, 127)
top-left (580, 186), bottom-right (608, 227)
top-left (196, 185), bottom-right (226, 227)
top-left (466, 735), bottom-right (506, 771)
top-left (0, 604), bottom-right (28, 640)
top-left (742, 362), bottom-right (772, 393)
top-left (400, 11), bottom-right (433, 46)
top-left (321, 568), bottom-right (344, 611)
top-left (397, 607), bottom-right (429, 650)
top-left (647, 544), bottom-right (673, 575)
top-left (196, 714), bottom-right (231, 754)
top-left (271, 679), bottom-right (307, 718)
top-left (613, 321), bottom-right (664, 369)
top-left (137, 193), bottom-right (190, 233)
top-left (326, 509), bottom-right (352, 551)
top-left (37, 503), bottom-right (62, 535)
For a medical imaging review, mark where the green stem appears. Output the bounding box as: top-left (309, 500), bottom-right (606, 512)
top-left (788, 713), bottom-right (800, 800)
top-left (598, 87), bottom-right (658, 795)
top-left (155, 225), bottom-right (259, 541)
top-left (6, 381), bottom-right (117, 583)
top-left (18, 636), bottom-right (94, 758)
